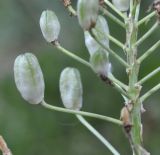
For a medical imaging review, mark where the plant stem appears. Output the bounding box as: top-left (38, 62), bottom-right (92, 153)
top-left (137, 40), bottom-right (160, 63)
top-left (41, 100), bottom-right (123, 126)
top-left (103, 0), bottom-right (126, 19)
top-left (53, 42), bottom-right (92, 69)
top-left (108, 74), bottom-right (128, 90)
top-left (126, 0), bottom-right (145, 154)
top-left (137, 66), bottom-right (160, 85)
top-left (135, 3), bottom-right (141, 22)
top-left (100, 7), bottom-right (125, 28)
top-left (140, 83), bottom-right (160, 102)
top-left (67, 5), bottom-right (77, 16)
top-left (76, 115), bottom-right (120, 155)
top-left (89, 30), bottom-right (129, 68)
top-left (135, 22), bottom-right (159, 47)
top-left (138, 11), bottom-right (156, 26)
top-left (108, 34), bottom-right (125, 50)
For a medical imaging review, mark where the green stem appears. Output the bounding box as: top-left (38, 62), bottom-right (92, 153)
top-left (103, 0), bottom-right (126, 19)
top-left (89, 30), bottom-right (129, 67)
top-left (108, 74), bottom-right (128, 90)
top-left (108, 34), bottom-right (125, 50)
top-left (67, 5), bottom-right (77, 16)
top-left (135, 22), bottom-right (159, 47)
top-left (100, 7), bottom-right (125, 28)
top-left (41, 100), bottom-right (123, 126)
top-left (137, 40), bottom-right (160, 63)
top-left (137, 66), bottom-right (160, 85)
top-left (76, 115), bottom-right (120, 155)
top-left (140, 83), bottom-right (160, 102)
top-left (135, 3), bottom-right (141, 22)
top-left (53, 43), bottom-right (92, 69)
top-left (138, 11), bottom-right (156, 27)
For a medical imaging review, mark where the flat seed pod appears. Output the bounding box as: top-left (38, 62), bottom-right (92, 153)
top-left (14, 53), bottom-right (45, 104)
top-left (59, 67), bottom-right (83, 110)
top-left (112, 0), bottom-right (130, 12)
top-left (90, 50), bottom-right (111, 77)
top-left (40, 10), bottom-right (60, 42)
top-left (84, 15), bottom-right (110, 56)
top-left (77, 0), bottom-right (99, 30)
top-left (92, 15), bottom-right (110, 48)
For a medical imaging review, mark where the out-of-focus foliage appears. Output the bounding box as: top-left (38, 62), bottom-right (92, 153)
top-left (0, 0), bottom-right (160, 154)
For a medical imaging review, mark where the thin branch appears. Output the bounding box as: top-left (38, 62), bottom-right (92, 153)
top-left (138, 11), bottom-right (156, 26)
top-left (41, 100), bottom-right (123, 126)
top-left (108, 74), bottom-right (128, 90)
top-left (137, 66), bottom-right (160, 85)
top-left (76, 115), bottom-right (120, 155)
top-left (137, 40), bottom-right (160, 63)
top-left (100, 7), bottom-right (125, 28)
top-left (103, 0), bottom-right (126, 19)
top-left (52, 42), bottom-right (92, 69)
top-left (135, 22), bottom-right (159, 47)
top-left (108, 34), bottom-right (125, 50)
top-left (89, 30), bottom-right (129, 68)
top-left (62, 0), bottom-right (77, 16)
top-left (140, 83), bottom-right (160, 102)
top-left (135, 2), bottom-right (141, 21)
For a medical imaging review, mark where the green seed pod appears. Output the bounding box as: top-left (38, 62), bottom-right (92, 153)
top-left (92, 15), bottom-right (110, 48)
top-left (59, 67), bottom-right (83, 110)
top-left (84, 15), bottom-right (110, 56)
top-left (77, 0), bottom-right (99, 30)
top-left (90, 50), bottom-right (111, 77)
top-left (14, 53), bottom-right (45, 104)
top-left (112, 0), bottom-right (130, 12)
top-left (40, 10), bottom-right (60, 42)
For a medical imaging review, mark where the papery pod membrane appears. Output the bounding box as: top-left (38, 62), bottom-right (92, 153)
top-left (77, 0), bottom-right (99, 30)
top-left (84, 15), bottom-right (110, 56)
top-left (59, 67), bottom-right (83, 110)
top-left (14, 53), bottom-right (45, 104)
top-left (90, 50), bottom-right (111, 77)
top-left (92, 15), bottom-right (110, 48)
top-left (40, 10), bottom-right (60, 42)
top-left (112, 0), bottom-right (130, 12)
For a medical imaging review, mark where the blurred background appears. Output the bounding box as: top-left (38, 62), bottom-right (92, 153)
top-left (0, 0), bottom-right (160, 154)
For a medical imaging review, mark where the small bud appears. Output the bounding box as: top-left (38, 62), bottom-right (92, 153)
top-left (112, 0), bottom-right (130, 12)
top-left (14, 53), bottom-right (45, 104)
top-left (59, 67), bottom-right (83, 110)
top-left (120, 106), bottom-right (132, 133)
top-left (90, 50), bottom-right (111, 77)
top-left (77, 0), bottom-right (99, 30)
top-left (40, 10), bottom-right (60, 42)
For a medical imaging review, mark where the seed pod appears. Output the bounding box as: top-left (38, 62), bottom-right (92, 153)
top-left (77, 0), bottom-right (99, 30)
top-left (14, 53), bottom-right (45, 104)
top-left (90, 50), bottom-right (111, 77)
top-left (84, 15), bottom-right (110, 56)
top-left (112, 0), bottom-right (130, 12)
top-left (59, 67), bottom-right (83, 110)
top-left (92, 15), bottom-right (110, 48)
top-left (40, 10), bottom-right (60, 42)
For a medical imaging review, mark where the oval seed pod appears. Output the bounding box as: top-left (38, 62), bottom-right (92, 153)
top-left (112, 0), bottom-right (130, 12)
top-left (92, 15), bottom-right (110, 48)
top-left (40, 10), bottom-right (60, 42)
top-left (14, 53), bottom-right (45, 104)
top-left (84, 15), bottom-right (110, 56)
top-left (77, 0), bottom-right (99, 30)
top-left (90, 50), bottom-right (111, 77)
top-left (59, 67), bottom-right (83, 110)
